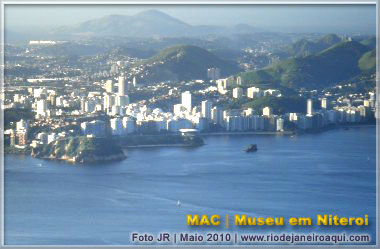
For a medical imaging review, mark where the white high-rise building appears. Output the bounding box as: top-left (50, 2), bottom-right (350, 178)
top-left (132, 77), bottom-right (137, 87)
top-left (16, 119), bottom-right (28, 131)
top-left (36, 99), bottom-right (47, 116)
top-left (110, 118), bottom-right (124, 136)
top-left (118, 76), bottom-right (126, 96)
top-left (247, 87), bottom-right (262, 99)
top-left (201, 100), bottom-right (213, 119)
top-left (105, 80), bottom-right (113, 93)
top-left (181, 91), bottom-right (192, 112)
top-left (122, 117), bottom-right (136, 134)
top-left (262, 106), bottom-right (272, 117)
top-left (211, 106), bottom-right (223, 125)
top-left (321, 98), bottom-right (328, 109)
top-left (276, 118), bottom-right (284, 131)
top-left (233, 87), bottom-right (243, 99)
top-left (104, 94), bottom-right (115, 111)
top-left (307, 99), bottom-right (313, 115)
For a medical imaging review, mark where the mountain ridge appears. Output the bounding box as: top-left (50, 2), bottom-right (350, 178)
top-left (239, 40), bottom-right (375, 89)
top-left (50, 9), bottom-right (262, 38)
top-left (136, 44), bottom-right (240, 82)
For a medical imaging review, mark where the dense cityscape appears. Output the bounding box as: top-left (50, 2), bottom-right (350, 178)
top-left (3, 44), bottom-right (377, 152)
top-left (3, 5), bottom-right (378, 246)
top-left (2, 10), bottom-right (377, 161)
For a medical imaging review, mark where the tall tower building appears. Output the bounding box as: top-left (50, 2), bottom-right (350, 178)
top-left (201, 100), bottom-right (213, 119)
top-left (36, 99), bottom-right (47, 116)
top-left (105, 80), bottom-right (113, 93)
top-left (307, 99), bottom-right (313, 115)
top-left (118, 76), bottom-right (126, 96)
top-left (104, 94), bottom-right (115, 111)
top-left (233, 87), bottom-right (243, 99)
top-left (236, 76), bottom-right (243, 86)
top-left (181, 91), bottom-right (192, 112)
top-left (321, 98), bottom-right (328, 109)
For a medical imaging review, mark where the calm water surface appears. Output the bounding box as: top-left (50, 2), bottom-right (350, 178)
top-left (4, 127), bottom-right (377, 245)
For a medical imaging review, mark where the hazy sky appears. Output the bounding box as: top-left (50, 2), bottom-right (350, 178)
top-left (5, 4), bottom-right (376, 34)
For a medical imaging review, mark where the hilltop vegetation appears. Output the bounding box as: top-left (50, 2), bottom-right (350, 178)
top-left (240, 40), bottom-right (375, 89)
top-left (286, 34), bottom-right (343, 58)
top-left (32, 137), bottom-right (126, 163)
top-left (139, 45), bottom-right (240, 82)
top-left (358, 49), bottom-right (376, 74)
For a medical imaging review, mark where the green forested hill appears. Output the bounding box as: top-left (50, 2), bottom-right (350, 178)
top-left (286, 34), bottom-right (343, 58)
top-left (240, 40), bottom-right (375, 89)
top-left (140, 45), bottom-right (240, 82)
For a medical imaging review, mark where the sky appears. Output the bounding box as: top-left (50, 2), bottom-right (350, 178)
top-left (4, 4), bottom-right (377, 34)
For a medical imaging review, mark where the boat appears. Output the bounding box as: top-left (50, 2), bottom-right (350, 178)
top-left (176, 200), bottom-right (182, 208)
top-left (244, 144), bottom-right (258, 153)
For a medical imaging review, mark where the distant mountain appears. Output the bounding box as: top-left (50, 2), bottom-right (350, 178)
top-left (240, 40), bottom-right (375, 89)
top-left (50, 10), bottom-right (262, 38)
top-left (137, 45), bottom-right (240, 82)
top-left (286, 34), bottom-right (344, 57)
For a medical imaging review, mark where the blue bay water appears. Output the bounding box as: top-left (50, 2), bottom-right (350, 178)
top-left (4, 126), bottom-right (377, 245)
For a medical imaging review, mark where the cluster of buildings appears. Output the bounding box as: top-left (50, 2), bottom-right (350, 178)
top-left (78, 89), bottom-right (377, 138)
top-left (4, 59), bottom-right (377, 149)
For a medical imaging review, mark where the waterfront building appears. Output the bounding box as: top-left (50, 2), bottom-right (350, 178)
top-left (307, 99), bottom-right (313, 115)
top-left (111, 118), bottom-right (124, 136)
top-left (137, 120), bottom-right (159, 134)
top-left (326, 110), bottom-right (338, 124)
top-left (321, 98), bottom-right (328, 109)
top-left (277, 118), bottom-right (284, 131)
top-left (167, 118), bottom-right (193, 132)
top-left (211, 106), bottom-right (224, 126)
top-left (225, 116), bottom-right (244, 131)
top-left (181, 91), bottom-right (192, 112)
top-left (81, 120), bottom-right (107, 137)
top-left (201, 100), bottom-right (213, 119)
top-left (122, 117), bottom-right (136, 134)
top-left (16, 129), bottom-right (28, 146)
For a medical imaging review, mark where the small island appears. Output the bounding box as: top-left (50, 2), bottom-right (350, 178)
top-left (31, 136), bottom-right (127, 163)
top-left (30, 134), bottom-right (204, 163)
